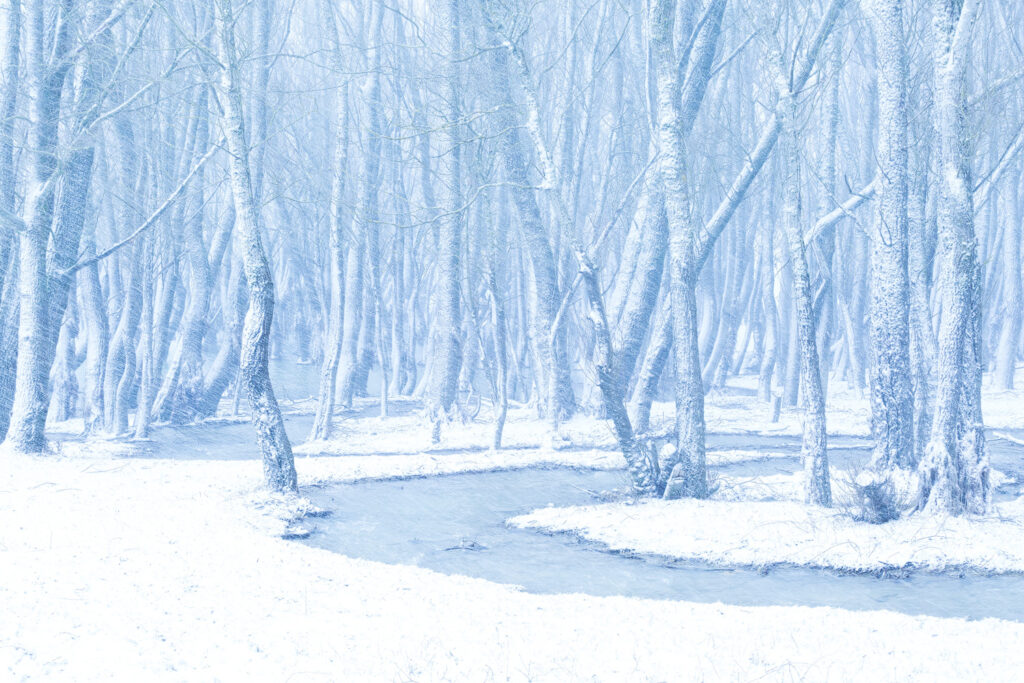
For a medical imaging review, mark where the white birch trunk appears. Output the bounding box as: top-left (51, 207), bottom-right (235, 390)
top-left (215, 0), bottom-right (297, 493)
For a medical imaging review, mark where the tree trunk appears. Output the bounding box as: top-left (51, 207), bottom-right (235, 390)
top-left (310, 76), bottom-right (349, 441)
top-left (651, 0), bottom-right (707, 498)
top-left (430, 0), bottom-right (463, 441)
top-left (866, 0), bottom-right (915, 474)
top-left (5, 0), bottom-right (75, 453)
top-left (992, 170), bottom-right (1021, 390)
top-left (918, 0), bottom-right (989, 515)
top-left (216, 0), bottom-right (297, 493)
top-left (776, 73), bottom-right (831, 506)
top-left (483, 11), bottom-right (574, 428)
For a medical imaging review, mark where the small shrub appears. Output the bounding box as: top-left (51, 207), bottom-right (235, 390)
top-left (848, 470), bottom-right (901, 524)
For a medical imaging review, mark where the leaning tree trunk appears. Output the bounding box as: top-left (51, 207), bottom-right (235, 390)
top-left (196, 256), bottom-right (246, 419)
top-left (483, 11), bottom-right (574, 429)
top-left (215, 0), bottom-right (297, 493)
top-left (812, 34), bottom-right (842, 398)
top-left (775, 74), bottom-right (831, 506)
top-left (578, 251), bottom-right (658, 494)
top-left (611, 187), bottom-right (668, 395)
top-left (650, 0), bottom-right (707, 498)
top-left (155, 86), bottom-right (213, 425)
top-left (629, 288), bottom-right (672, 436)
top-left (104, 242), bottom-right (143, 436)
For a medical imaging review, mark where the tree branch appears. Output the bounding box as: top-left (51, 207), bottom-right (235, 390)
top-left (62, 137), bottom-right (222, 278)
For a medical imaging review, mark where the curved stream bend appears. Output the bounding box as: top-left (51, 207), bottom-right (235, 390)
top-left (300, 466), bottom-right (1024, 623)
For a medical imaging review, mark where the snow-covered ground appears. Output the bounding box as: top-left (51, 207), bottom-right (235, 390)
top-left (295, 398), bottom-right (630, 456)
top-left (510, 493), bottom-right (1024, 575)
top-left (650, 376), bottom-right (874, 438)
top-left (713, 468), bottom-right (1014, 503)
top-left (295, 386), bottom-right (876, 460)
top-left (289, 391), bottom-right (874, 478)
top-left (3, 450), bottom-right (1024, 681)
top-left (508, 382), bottom-right (1024, 577)
top-left (5, 376), bottom-right (1023, 680)
top-left (298, 445), bottom-right (626, 483)
top-left (295, 372), bottom-right (1024, 460)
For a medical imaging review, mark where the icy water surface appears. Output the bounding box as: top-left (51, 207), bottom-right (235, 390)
top-left (84, 392), bottom-right (1024, 623)
top-left (301, 465), bottom-right (1024, 622)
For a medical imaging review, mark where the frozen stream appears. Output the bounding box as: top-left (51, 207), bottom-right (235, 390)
top-left (94, 392), bottom-right (1024, 623)
top-left (301, 464), bottom-right (1024, 623)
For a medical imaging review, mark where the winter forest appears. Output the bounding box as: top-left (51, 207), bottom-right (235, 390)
top-left (2, 0), bottom-right (1024, 679)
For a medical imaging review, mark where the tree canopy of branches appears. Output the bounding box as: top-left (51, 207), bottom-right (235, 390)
top-left (0, 0), bottom-right (1020, 516)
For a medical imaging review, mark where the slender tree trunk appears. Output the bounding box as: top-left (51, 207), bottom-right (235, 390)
top-left (430, 0), bottom-right (463, 441)
top-left (908, 136), bottom-right (936, 462)
top-left (578, 251), bottom-right (657, 494)
top-left (216, 0), bottom-right (297, 493)
top-left (776, 73), bottom-right (831, 506)
top-left (156, 87), bottom-right (213, 424)
top-left (338, 7), bottom-right (382, 410)
top-left (483, 14), bottom-right (573, 429)
top-left (992, 170), bottom-right (1021, 390)
top-left (0, 0), bottom-right (19, 441)
top-left (611, 187), bottom-right (668, 394)
top-left (0, 249), bottom-right (18, 440)
top-left (134, 245), bottom-right (156, 438)
top-left (629, 290), bottom-right (671, 436)
top-left (197, 256), bottom-right (246, 418)
top-left (487, 198), bottom-right (510, 450)
top-left (758, 224), bottom-right (779, 403)
top-left (813, 34), bottom-right (842, 398)
top-left (50, 307), bottom-right (79, 423)
top-left (79, 227), bottom-right (107, 435)
top-left (310, 76), bottom-right (349, 440)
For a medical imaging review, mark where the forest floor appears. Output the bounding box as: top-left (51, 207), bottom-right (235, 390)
top-left (508, 379), bottom-right (1024, 576)
top-left (510, 489), bottom-right (1024, 574)
top-left (2, 372), bottom-right (1023, 680)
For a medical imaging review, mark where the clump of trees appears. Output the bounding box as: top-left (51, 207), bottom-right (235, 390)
top-left (0, 0), bottom-right (1019, 517)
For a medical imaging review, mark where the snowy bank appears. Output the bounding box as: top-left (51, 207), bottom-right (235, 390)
top-left (291, 376), bottom-right (1024, 465)
top-left (294, 403), bottom-right (630, 456)
top-left (3, 452), bottom-right (1024, 681)
top-left (510, 494), bottom-right (1024, 574)
top-left (296, 446), bottom-right (627, 483)
top-left (293, 386), bottom-right (874, 461)
top-left (296, 443), bottom-right (805, 484)
top-left (713, 468), bottom-right (1014, 503)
